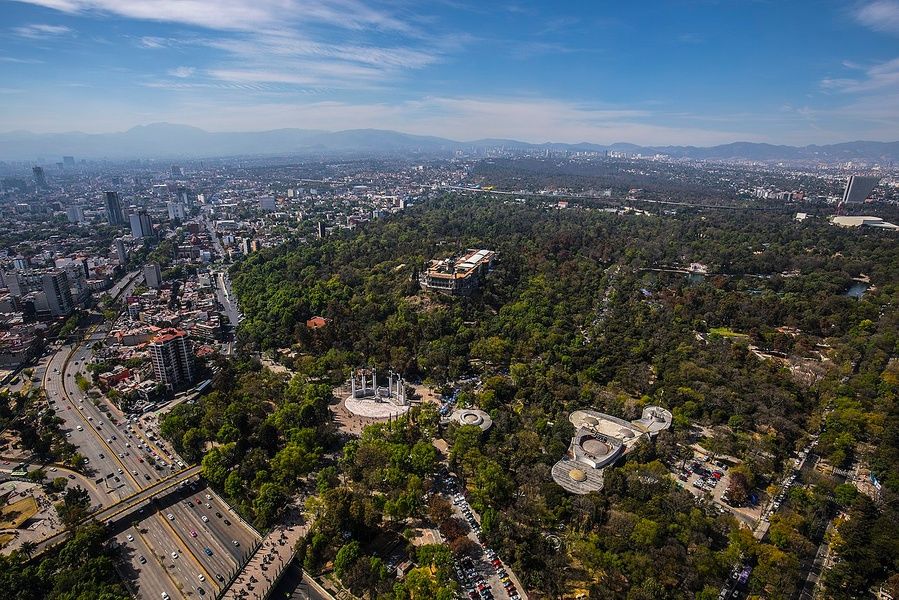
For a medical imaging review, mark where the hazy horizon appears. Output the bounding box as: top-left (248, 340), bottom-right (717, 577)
top-left (2, 1), bottom-right (899, 146)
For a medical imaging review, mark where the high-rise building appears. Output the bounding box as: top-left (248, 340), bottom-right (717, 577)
top-left (171, 165), bottom-right (183, 178)
top-left (149, 329), bottom-right (194, 388)
top-left (143, 263), bottom-right (162, 289)
top-left (104, 191), bottom-right (124, 225)
top-left (317, 221), bottom-right (326, 239)
top-left (258, 196), bottom-right (276, 211)
top-left (66, 206), bottom-right (85, 223)
top-left (167, 201), bottom-right (186, 220)
top-left (32, 166), bottom-right (46, 188)
top-left (114, 238), bottom-right (127, 265)
top-left (130, 210), bottom-right (154, 239)
top-left (41, 270), bottom-right (73, 317)
top-left (176, 186), bottom-right (192, 207)
top-left (842, 176), bottom-right (880, 205)
top-left (63, 156), bottom-right (75, 167)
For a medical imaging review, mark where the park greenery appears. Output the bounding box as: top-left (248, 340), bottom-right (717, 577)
top-left (0, 524), bottom-right (130, 600)
top-left (158, 193), bottom-right (899, 597)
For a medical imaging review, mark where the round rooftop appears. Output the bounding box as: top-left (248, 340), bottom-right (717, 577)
top-left (580, 437), bottom-right (613, 457)
top-left (450, 408), bottom-right (493, 431)
top-left (569, 469), bottom-right (587, 482)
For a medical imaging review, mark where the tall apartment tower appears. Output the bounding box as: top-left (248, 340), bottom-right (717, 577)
top-left (104, 191), bottom-right (124, 225)
top-left (143, 263), bottom-right (162, 289)
top-left (42, 270), bottom-right (74, 317)
top-left (317, 221), bottom-right (326, 239)
top-left (841, 175), bottom-right (880, 205)
top-left (114, 238), bottom-right (128, 265)
top-left (149, 329), bottom-right (194, 388)
top-left (32, 166), bottom-right (47, 188)
top-left (130, 210), bottom-right (154, 239)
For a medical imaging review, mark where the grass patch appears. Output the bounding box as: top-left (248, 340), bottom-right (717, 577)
top-left (0, 532), bottom-right (14, 548)
top-left (0, 496), bottom-right (39, 529)
top-left (709, 327), bottom-right (749, 339)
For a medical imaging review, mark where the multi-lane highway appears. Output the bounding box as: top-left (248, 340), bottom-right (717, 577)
top-left (37, 289), bottom-right (260, 598)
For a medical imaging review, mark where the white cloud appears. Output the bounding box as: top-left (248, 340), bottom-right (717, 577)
top-left (14, 0), bottom-right (413, 33)
top-left (821, 56), bottom-right (899, 93)
top-left (13, 23), bottom-right (72, 38)
top-left (855, 0), bottom-right (899, 34)
top-left (168, 66), bottom-right (195, 78)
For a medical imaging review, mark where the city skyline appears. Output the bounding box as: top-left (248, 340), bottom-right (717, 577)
top-left (1, 1), bottom-right (899, 145)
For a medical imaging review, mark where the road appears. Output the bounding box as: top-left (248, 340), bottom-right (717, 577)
top-left (39, 316), bottom-right (260, 598)
top-left (214, 271), bottom-right (241, 327)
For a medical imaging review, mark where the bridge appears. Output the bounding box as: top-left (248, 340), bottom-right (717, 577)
top-left (34, 465), bottom-right (202, 556)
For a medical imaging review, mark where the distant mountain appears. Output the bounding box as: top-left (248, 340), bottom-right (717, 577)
top-left (1, 122), bottom-right (897, 163)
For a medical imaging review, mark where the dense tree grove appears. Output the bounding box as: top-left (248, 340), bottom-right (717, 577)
top-left (160, 356), bottom-right (334, 528)
top-left (193, 194), bottom-right (899, 597)
top-left (0, 524), bottom-right (130, 600)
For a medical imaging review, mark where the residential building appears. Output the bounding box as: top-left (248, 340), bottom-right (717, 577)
top-left (130, 209), bottom-right (154, 239)
top-left (149, 329), bottom-right (194, 388)
top-left (104, 191), bottom-right (124, 225)
top-left (143, 263), bottom-right (162, 289)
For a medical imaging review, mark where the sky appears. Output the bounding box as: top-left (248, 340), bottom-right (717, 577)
top-left (1, 0), bottom-right (898, 145)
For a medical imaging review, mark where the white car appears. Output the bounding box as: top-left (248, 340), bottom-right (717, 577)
top-left (170, 551), bottom-right (178, 559)
top-left (198, 575), bottom-right (205, 582)
top-left (167, 513), bottom-right (175, 520)
top-left (76, 425), bottom-right (83, 431)
top-left (126, 534), bottom-right (134, 542)
top-left (202, 515), bottom-right (209, 523)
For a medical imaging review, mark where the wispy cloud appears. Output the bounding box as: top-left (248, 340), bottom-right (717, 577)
top-left (13, 23), bottom-right (72, 38)
top-left (168, 66), bottom-right (195, 78)
top-left (0, 56), bottom-right (44, 64)
top-left (14, 0), bottom-right (414, 33)
top-left (854, 0), bottom-right (899, 34)
top-left (821, 57), bottom-right (899, 93)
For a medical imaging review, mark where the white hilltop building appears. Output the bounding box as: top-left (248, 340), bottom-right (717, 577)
top-left (344, 368), bottom-right (411, 419)
top-left (552, 406), bottom-right (673, 494)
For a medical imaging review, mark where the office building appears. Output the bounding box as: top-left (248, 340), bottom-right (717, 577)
top-left (114, 238), bottom-right (127, 265)
top-left (149, 329), bottom-right (194, 388)
top-left (32, 166), bottom-right (46, 188)
top-left (63, 156), bottom-right (75, 167)
top-left (842, 176), bottom-right (880, 205)
top-left (171, 165), bottom-right (183, 178)
top-left (130, 210), bottom-right (154, 239)
top-left (42, 270), bottom-right (74, 317)
top-left (317, 221), bottom-right (326, 239)
top-left (66, 206), bottom-right (85, 223)
top-left (143, 263), bottom-right (162, 289)
top-left (258, 196), bottom-right (276, 211)
top-left (167, 201), bottom-right (186, 220)
top-left (104, 191), bottom-right (124, 225)
top-left (177, 186), bottom-right (192, 207)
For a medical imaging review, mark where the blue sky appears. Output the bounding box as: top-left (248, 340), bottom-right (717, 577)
top-left (1, 0), bottom-right (898, 145)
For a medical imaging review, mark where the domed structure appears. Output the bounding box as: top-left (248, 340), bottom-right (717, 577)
top-left (569, 469), bottom-right (587, 482)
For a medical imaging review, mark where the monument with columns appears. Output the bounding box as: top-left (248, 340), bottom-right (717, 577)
top-left (344, 368), bottom-right (410, 418)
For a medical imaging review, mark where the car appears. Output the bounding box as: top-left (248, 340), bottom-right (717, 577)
top-left (205, 547), bottom-right (214, 557)
top-left (215, 511), bottom-right (222, 518)
top-left (171, 551), bottom-right (179, 559)
top-left (215, 573), bottom-right (223, 581)
top-left (76, 425), bottom-right (83, 431)
top-left (205, 493), bottom-right (211, 500)
top-left (161, 594), bottom-right (170, 600)
top-left (197, 588), bottom-right (205, 596)
top-left (190, 530), bottom-right (198, 538)
top-left (126, 534), bottom-right (134, 542)
top-left (198, 575), bottom-right (205, 582)
top-left (132, 470), bottom-right (138, 475)
top-left (138, 555), bottom-right (146, 564)
top-left (202, 515), bottom-right (209, 523)
top-left (188, 501), bottom-right (194, 508)
top-left (232, 540), bottom-right (239, 546)
top-left (145, 474), bottom-right (151, 481)
top-left (223, 519), bottom-right (231, 526)
top-left (167, 513), bottom-right (174, 520)
top-left (98, 453), bottom-right (104, 459)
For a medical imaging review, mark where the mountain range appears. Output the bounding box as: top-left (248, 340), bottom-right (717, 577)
top-left (1, 123), bottom-right (898, 164)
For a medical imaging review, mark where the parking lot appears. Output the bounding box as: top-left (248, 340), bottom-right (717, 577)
top-left (444, 485), bottom-right (525, 600)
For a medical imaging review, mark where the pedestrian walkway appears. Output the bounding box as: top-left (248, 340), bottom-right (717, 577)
top-left (221, 506), bottom-right (309, 600)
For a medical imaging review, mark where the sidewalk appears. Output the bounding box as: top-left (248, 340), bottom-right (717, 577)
top-left (221, 505), bottom-right (309, 600)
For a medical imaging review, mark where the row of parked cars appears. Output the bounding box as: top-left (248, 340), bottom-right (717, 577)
top-left (450, 493), bottom-right (521, 600)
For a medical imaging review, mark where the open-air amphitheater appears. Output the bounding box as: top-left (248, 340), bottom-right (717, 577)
top-left (552, 406), bottom-right (673, 494)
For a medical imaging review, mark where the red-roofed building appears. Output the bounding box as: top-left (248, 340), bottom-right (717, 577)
top-left (306, 316), bottom-right (329, 329)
